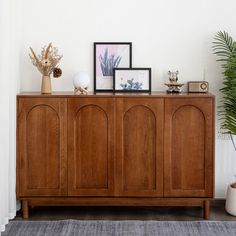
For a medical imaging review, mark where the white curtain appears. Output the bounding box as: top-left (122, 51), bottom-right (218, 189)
top-left (0, 0), bottom-right (19, 232)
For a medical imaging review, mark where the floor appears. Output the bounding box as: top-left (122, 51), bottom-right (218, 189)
top-left (14, 200), bottom-right (236, 221)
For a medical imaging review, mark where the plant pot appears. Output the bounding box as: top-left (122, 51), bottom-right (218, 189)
top-left (41, 75), bottom-right (52, 94)
top-left (225, 184), bottom-right (236, 216)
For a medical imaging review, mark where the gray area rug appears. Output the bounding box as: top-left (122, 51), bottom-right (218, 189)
top-left (2, 220), bottom-right (236, 236)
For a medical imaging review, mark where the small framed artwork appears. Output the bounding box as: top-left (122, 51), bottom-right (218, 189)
top-left (94, 42), bottom-right (132, 92)
top-left (113, 68), bottom-right (151, 93)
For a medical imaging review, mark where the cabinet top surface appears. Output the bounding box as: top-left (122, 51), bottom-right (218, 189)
top-left (17, 91), bottom-right (215, 98)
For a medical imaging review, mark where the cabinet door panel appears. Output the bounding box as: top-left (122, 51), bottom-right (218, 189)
top-left (164, 98), bottom-right (214, 197)
top-left (116, 98), bottom-right (164, 197)
top-left (17, 98), bottom-right (67, 197)
top-left (68, 98), bottom-right (114, 196)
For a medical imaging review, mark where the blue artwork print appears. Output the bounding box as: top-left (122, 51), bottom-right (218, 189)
top-left (99, 48), bottom-right (122, 76)
top-left (120, 78), bottom-right (143, 90)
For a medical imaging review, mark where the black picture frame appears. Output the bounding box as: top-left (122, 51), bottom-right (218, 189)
top-left (94, 42), bottom-right (132, 92)
top-left (113, 68), bottom-right (151, 93)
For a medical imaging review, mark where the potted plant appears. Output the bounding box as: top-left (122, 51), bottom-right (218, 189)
top-left (213, 31), bottom-right (236, 215)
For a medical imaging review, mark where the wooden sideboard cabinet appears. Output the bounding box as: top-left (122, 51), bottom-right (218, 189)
top-left (17, 92), bottom-right (215, 219)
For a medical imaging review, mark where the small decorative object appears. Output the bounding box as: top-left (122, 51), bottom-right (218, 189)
top-left (188, 81), bottom-right (209, 93)
top-left (94, 42), bottom-right (132, 92)
top-left (29, 43), bottom-right (63, 94)
top-left (113, 68), bottom-right (151, 93)
top-left (164, 70), bottom-right (184, 93)
top-left (73, 72), bottom-right (90, 95)
top-left (53, 67), bottom-right (62, 78)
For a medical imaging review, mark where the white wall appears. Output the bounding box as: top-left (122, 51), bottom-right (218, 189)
top-left (19, 0), bottom-right (236, 198)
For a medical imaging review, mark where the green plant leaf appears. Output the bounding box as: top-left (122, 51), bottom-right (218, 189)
top-left (213, 31), bottom-right (236, 135)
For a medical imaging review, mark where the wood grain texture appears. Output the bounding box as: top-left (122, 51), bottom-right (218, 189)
top-left (204, 200), bottom-right (210, 220)
top-left (17, 92), bottom-right (214, 98)
top-left (26, 105), bottom-right (59, 189)
top-left (22, 200), bottom-right (29, 219)
top-left (75, 105), bottom-right (108, 189)
top-left (17, 94), bottom-right (214, 219)
top-left (23, 197), bottom-right (210, 207)
top-left (17, 98), bottom-right (67, 197)
top-left (171, 105), bottom-right (205, 190)
top-left (164, 98), bottom-right (214, 197)
top-left (123, 106), bottom-right (156, 190)
top-left (116, 98), bottom-right (164, 197)
top-left (68, 98), bottom-right (114, 196)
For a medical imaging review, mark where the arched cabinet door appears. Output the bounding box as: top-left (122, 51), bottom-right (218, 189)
top-left (68, 98), bottom-right (114, 196)
top-left (17, 98), bottom-right (67, 197)
top-left (116, 98), bottom-right (164, 197)
top-left (164, 98), bottom-right (214, 197)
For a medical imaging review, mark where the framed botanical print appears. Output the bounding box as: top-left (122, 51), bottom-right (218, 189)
top-left (113, 68), bottom-right (151, 93)
top-left (94, 42), bottom-right (132, 92)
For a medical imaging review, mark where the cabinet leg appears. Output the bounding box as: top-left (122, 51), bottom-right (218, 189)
top-left (203, 200), bottom-right (210, 220)
top-left (22, 200), bottom-right (29, 219)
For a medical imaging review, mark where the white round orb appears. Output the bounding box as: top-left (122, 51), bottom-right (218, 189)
top-left (73, 72), bottom-right (90, 89)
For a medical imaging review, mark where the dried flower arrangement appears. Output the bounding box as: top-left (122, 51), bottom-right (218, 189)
top-left (29, 43), bottom-right (63, 76)
top-left (29, 43), bottom-right (63, 93)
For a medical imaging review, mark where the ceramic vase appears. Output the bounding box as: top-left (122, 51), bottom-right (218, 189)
top-left (225, 184), bottom-right (236, 216)
top-left (41, 75), bottom-right (52, 94)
